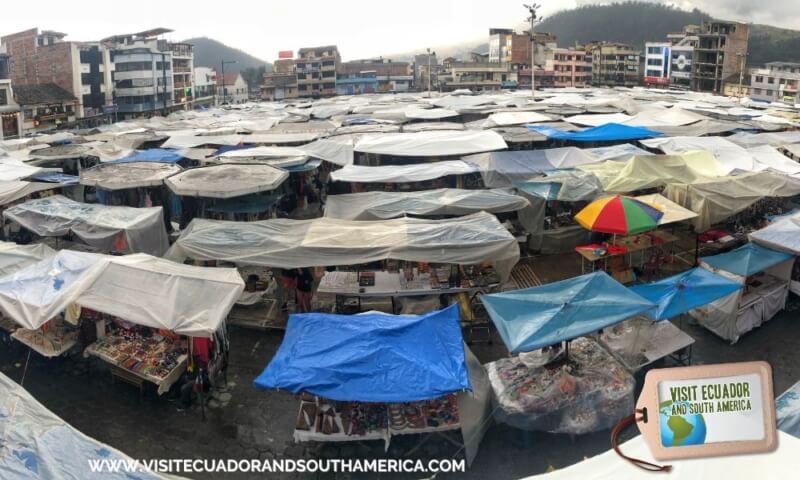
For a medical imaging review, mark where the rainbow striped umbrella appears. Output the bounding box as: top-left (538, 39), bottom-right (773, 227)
top-left (575, 195), bottom-right (664, 236)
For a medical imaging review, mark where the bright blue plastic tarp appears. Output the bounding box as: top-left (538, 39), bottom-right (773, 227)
top-left (282, 158), bottom-right (322, 173)
top-left (526, 123), bottom-right (663, 142)
top-left (629, 267), bottom-right (743, 321)
top-left (482, 271), bottom-right (655, 353)
top-left (777, 379), bottom-right (800, 438)
top-left (28, 173), bottom-right (80, 184)
top-left (253, 304), bottom-right (470, 401)
top-left (113, 148), bottom-right (183, 164)
top-left (702, 243), bottom-right (793, 277)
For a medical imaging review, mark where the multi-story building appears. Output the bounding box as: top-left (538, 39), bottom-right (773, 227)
top-left (552, 47), bottom-right (591, 88)
top-left (643, 42), bottom-right (672, 87)
top-left (295, 45), bottom-right (340, 98)
top-left (336, 70), bottom-right (378, 95)
top-left (692, 20), bottom-right (749, 93)
top-left (273, 59), bottom-right (296, 74)
top-left (589, 42), bottom-right (641, 87)
top-left (489, 28), bottom-right (556, 68)
top-left (193, 66), bottom-right (216, 105)
top-left (261, 73), bottom-right (298, 101)
top-left (663, 25), bottom-right (699, 89)
top-left (170, 42), bottom-right (194, 107)
top-left (0, 48), bottom-right (22, 139)
top-left (218, 73), bottom-right (248, 104)
top-left (338, 59), bottom-right (412, 93)
top-left (413, 52), bottom-right (440, 91)
top-left (14, 83), bottom-right (78, 132)
top-left (440, 62), bottom-right (517, 92)
top-left (104, 28), bottom-right (176, 117)
top-left (0, 28), bottom-right (113, 119)
top-left (750, 62), bottom-right (800, 105)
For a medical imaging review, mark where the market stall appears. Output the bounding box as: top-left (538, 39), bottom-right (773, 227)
top-left (777, 378), bottom-right (800, 438)
top-left (750, 211), bottom-right (800, 295)
top-left (691, 243), bottom-right (794, 343)
top-left (3, 195), bottom-right (170, 256)
top-left (253, 305), bottom-right (492, 466)
top-left (480, 272), bottom-right (653, 434)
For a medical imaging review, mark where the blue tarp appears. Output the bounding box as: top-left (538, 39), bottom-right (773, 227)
top-left (629, 267), bottom-right (743, 321)
top-left (702, 243), bottom-right (793, 277)
top-left (482, 271), bottom-right (655, 353)
top-left (526, 123), bottom-right (663, 142)
top-left (282, 158), bottom-right (322, 173)
top-left (253, 304), bottom-right (470, 402)
top-left (28, 173), bottom-right (80, 185)
top-left (113, 148), bottom-right (183, 164)
top-left (213, 144), bottom-right (253, 156)
top-left (777, 379), bottom-right (800, 438)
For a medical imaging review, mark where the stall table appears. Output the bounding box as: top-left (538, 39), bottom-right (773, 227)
top-left (596, 317), bottom-right (694, 372)
top-left (11, 327), bottom-right (78, 358)
top-left (84, 336), bottom-right (187, 395)
top-left (577, 231), bottom-right (679, 275)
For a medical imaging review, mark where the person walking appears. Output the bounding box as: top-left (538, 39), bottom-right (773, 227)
top-left (295, 267), bottom-right (314, 313)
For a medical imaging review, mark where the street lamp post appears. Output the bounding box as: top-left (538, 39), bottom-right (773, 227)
top-left (220, 59), bottom-right (237, 105)
top-left (426, 48), bottom-right (434, 97)
top-left (524, 3), bottom-right (541, 98)
top-left (737, 52), bottom-right (748, 99)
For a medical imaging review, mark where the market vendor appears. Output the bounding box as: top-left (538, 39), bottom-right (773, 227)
top-left (296, 267), bottom-right (314, 313)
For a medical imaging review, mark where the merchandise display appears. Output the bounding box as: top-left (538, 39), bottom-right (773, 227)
top-left (11, 317), bottom-right (78, 358)
top-left (597, 317), bottom-right (695, 371)
top-left (486, 337), bottom-right (634, 435)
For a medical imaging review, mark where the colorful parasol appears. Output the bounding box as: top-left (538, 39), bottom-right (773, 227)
top-left (575, 195), bottom-right (664, 235)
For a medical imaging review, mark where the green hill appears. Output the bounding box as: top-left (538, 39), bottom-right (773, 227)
top-left (183, 37), bottom-right (272, 89)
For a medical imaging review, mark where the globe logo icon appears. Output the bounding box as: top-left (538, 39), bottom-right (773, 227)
top-left (659, 400), bottom-right (707, 447)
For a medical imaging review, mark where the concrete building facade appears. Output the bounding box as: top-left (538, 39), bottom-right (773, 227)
top-left (339, 59), bottom-right (412, 93)
top-left (750, 62), bottom-right (800, 105)
top-left (193, 66), bottom-right (216, 105)
top-left (296, 45), bottom-right (340, 98)
top-left (552, 48), bottom-right (591, 88)
top-left (218, 73), bottom-right (248, 104)
top-left (643, 42), bottom-right (672, 87)
top-left (692, 20), bottom-right (749, 93)
top-left (441, 62), bottom-right (517, 92)
top-left (0, 48), bottom-right (22, 139)
top-left (261, 73), bottom-right (298, 101)
top-left (589, 42), bottom-right (641, 87)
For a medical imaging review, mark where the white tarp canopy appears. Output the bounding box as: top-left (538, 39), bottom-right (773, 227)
top-left (166, 164), bottom-right (288, 199)
top-left (664, 171), bottom-right (800, 231)
top-left (0, 181), bottom-right (62, 206)
top-left (635, 193), bottom-right (698, 225)
top-left (728, 131), bottom-right (800, 147)
top-left (584, 143), bottom-right (654, 162)
top-left (354, 130), bottom-right (507, 157)
top-left (0, 159), bottom-right (49, 181)
top-left (0, 241), bottom-right (55, 277)
top-left (465, 147), bottom-right (599, 188)
top-left (747, 145), bottom-right (800, 175)
top-left (3, 195), bottom-right (169, 256)
top-left (750, 212), bottom-right (800, 255)
top-left (483, 111), bottom-right (552, 127)
top-left (563, 113), bottom-right (633, 127)
top-left (161, 134), bottom-right (244, 148)
top-left (0, 250), bottom-right (243, 337)
top-left (213, 146), bottom-right (309, 168)
top-left (247, 132), bottom-right (322, 144)
top-left (404, 107), bottom-right (459, 120)
top-left (323, 188), bottom-right (530, 220)
top-left (166, 211), bottom-right (520, 281)
top-left (523, 431), bottom-right (800, 480)
top-left (641, 136), bottom-right (756, 173)
top-left (79, 162), bottom-right (182, 190)
top-left (0, 371), bottom-right (169, 480)
top-left (301, 136), bottom-right (357, 166)
top-left (329, 160), bottom-right (479, 183)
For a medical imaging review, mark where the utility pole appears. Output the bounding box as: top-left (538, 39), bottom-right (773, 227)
top-left (737, 52), bottom-right (748, 99)
top-left (524, 3), bottom-right (541, 98)
top-left (220, 59), bottom-right (237, 105)
top-left (426, 48), bottom-right (433, 98)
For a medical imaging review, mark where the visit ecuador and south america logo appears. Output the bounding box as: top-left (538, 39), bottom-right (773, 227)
top-left (659, 381), bottom-right (754, 447)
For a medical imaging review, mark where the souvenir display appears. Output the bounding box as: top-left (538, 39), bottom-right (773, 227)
top-left (89, 323), bottom-right (186, 382)
top-left (11, 318), bottom-right (78, 358)
top-left (487, 337), bottom-right (634, 435)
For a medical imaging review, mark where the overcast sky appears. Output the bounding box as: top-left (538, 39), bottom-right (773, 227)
top-left (3, 1), bottom-right (797, 61)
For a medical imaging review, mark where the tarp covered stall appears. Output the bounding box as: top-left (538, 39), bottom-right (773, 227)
top-left (112, 148), bottom-right (183, 164)
top-left (777, 380), bottom-right (800, 438)
top-left (0, 181), bottom-right (65, 206)
top-left (482, 111), bottom-right (552, 127)
top-left (577, 152), bottom-right (725, 193)
top-left (0, 371), bottom-right (167, 480)
top-left (3, 195), bottom-right (169, 256)
top-left (747, 144), bottom-right (800, 175)
top-left (166, 212), bottom-right (520, 281)
top-left (0, 241), bottom-right (55, 277)
top-left (166, 164), bottom-right (288, 199)
top-left (213, 146), bottom-right (309, 168)
top-left (640, 136), bottom-right (756, 174)
top-left (750, 212), bottom-right (800, 295)
top-left (0, 250), bottom-right (244, 337)
top-left (584, 143), bottom-right (654, 162)
top-left (0, 160), bottom-right (51, 182)
top-left (481, 271), bottom-right (655, 353)
top-left (692, 243), bottom-right (794, 343)
top-left (629, 267), bottom-right (743, 321)
top-left (527, 123), bottom-right (662, 142)
top-left (465, 147), bottom-right (599, 188)
top-left (634, 193), bottom-right (698, 225)
top-left (324, 188), bottom-right (529, 220)
top-left (664, 172), bottom-right (800, 231)
top-left (301, 136), bottom-right (356, 166)
top-left (79, 162), bottom-right (182, 190)
top-left (329, 160), bottom-right (479, 184)
top-left (728, 130), bottom-right (800, 148)
top-left (354, 130), bottom-right (507, 157)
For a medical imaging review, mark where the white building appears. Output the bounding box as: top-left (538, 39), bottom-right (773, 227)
top-left (218, 73), bottom-right (248, 104)
top-left (193, 66), bottom-right (216, 103)
top-left (643, 42), bottom-right (671, 87)
top-left (750, 62), bottom-right (800, 105)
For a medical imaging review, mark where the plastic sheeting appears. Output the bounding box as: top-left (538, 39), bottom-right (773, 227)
top-left (0, 250), bottom-right (243, 337)
top-left (166, 164), bottom-right (288, 198)
top-left (0, 241), bottom-right (55, 277)
top-left (213, 146), bottom-right (309, 168)
top-left (80, 162), bottom-right (182, 190)
top-left (324, 188), bottom-right (529, 220)
top-left (701, 243), bottom-right (793, 277)
top-left (301, 136), bottom-right (356, 166)
top-left (481, 271), bottom-right (655, 353)
top-left (641, 136), bottom-right (756, 173)
top-left (527, 123), bottom-right (662, 142)
top-left (747, 144), bottom-right (800, 175)
top-left (629, 267), bottom-right (743, 321)
top-left (253, 305), bottom-right (470, 402)
top-left (664, 172), bottom-right (800, 231)
top-left (513, 170), bottom-right (603, 202)
top-left (583, 143), bottom-right (654, 162)
top-left (653, 118), bottom-right (746, 137)
top-left (0, 181), bottom-right (62, 206)
top-left (483, 111), bottom-right (552, 127)
top-left (563, 113), bottom-right (633, 127)
top-left (635, 193), bottom-right (698, 225)
top-left (777, 379), bottom-right (800, 438)
top-left (465, 147), bottom-right (598, 187)
top-left (3, 195), bottom-right (169, 256)
top-left (113, 148), bottom-right (183, 164)
top-left (166, 212), bottom-right (520, 281)
top-left (354, 130), bottom-right (507, 157)
top-left (0, 160), bottom-right (48, 182)
top-left (0, 371), bottom-right (168, 480)
top-left (728, 131), bottom-right (800, 148)
top-left (750, 212), bottom-right (800, 254)
top-left (577, 152), bottom-right (726, 193)
top-left (329, 160), bottom-right (479, 183)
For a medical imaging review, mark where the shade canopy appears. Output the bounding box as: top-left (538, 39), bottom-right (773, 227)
top-left (0, 250), bottom-right (243, 337)
top-left (213, 145), bottom-right (309, 168)
top-left (3, 195), bottom-right (169, 256)
top-left (80, 162), bottom-right (182, 190)
top-left (527, 123), bottom-right (662, 142)
top-left (323, 188), bottom-right (529, 220)
top-left (701, 243), bottom-right (794, 277)
top-left (635, 194), bottom-right (698, 225)
top-left (354, 130), bottom-right (507, 157)
top-left (0, 181), bottom-right (63, 206)
top-left (482, 271), bottom-right (655, 353)
top-left (166, 164), bottom-right (288, 198)
top-left (166, 211), bottom-right (520, 281)
top-left (750, 212), bottom-right (800, 255)
top-left (0, 241), bottom-right (55, 277)
top-left (113, 148), bottom-right (183, 164)
top-left (575, 195), bottom-right (664, 235)
top-left (253, 305), bottom-right (470, 402)
top-left (629, 267), bottom-right (743, 321)
top-left (329, 160), bottom-right (479, 183)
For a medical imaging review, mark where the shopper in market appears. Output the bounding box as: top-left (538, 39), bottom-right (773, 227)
top-left (280, 268), bottom-right (297, 312)
top-left (295, 267), bottom-right (314, 313)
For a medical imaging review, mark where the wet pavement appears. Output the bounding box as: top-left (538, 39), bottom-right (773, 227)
top-left (2, 240), bottom-right (800, 479)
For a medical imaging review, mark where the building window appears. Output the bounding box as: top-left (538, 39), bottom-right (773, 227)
top-left (647, 47), bottom-right (663, 54)
top-left (754, 88), bottom-right (762, 95)
top-left (768, 77), bottom-right (775, 84)
top-left (755, 75), bottom-right (764, 83)
top-left (647, 58), bottom-right (662, 66)
top-left (115, 61), bottom-right (153, 72)
top-left (0, 89), bottom-right (6, 105)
